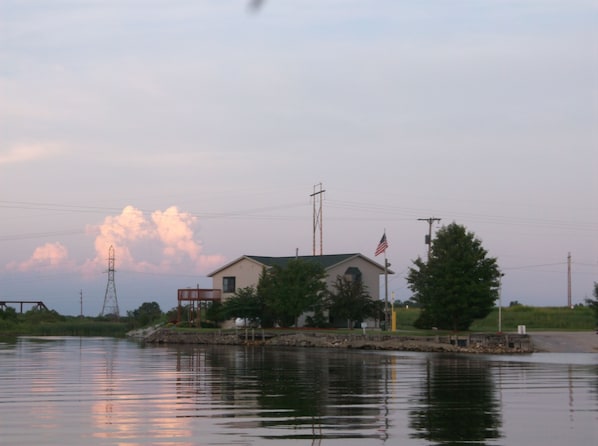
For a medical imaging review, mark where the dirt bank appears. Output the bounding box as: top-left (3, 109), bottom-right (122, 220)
top-left (142, 328), bottom-right (534, 354)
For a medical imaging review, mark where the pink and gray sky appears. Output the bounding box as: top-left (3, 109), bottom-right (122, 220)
top-left (1, 0), bottom-right (596, 316)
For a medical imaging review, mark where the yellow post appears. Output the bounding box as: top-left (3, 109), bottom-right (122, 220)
top-left (391, 303), bottom-right (397, 331)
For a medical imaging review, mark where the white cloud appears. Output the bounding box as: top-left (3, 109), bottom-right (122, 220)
top-left (152, 207), bottom-right (199, 260)
top-left (0, 142), bottom-right (65, 165)
top-left (8, 242), bottom-right (70, 271)
top-left (81, 205), bottom-right (225, 276)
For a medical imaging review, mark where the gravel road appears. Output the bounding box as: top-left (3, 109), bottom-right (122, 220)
top-left (530, 331), bottom-right (598, 353)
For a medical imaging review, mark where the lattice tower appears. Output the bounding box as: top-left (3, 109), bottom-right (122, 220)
top-left (101, 245), bottom-right (120, 319)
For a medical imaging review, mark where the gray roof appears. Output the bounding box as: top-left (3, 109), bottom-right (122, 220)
top-left (246, 253), bottom-right (360, 270)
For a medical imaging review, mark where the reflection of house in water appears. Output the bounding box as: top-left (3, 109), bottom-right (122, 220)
top-left (172, 346), bottom-right (393, 442)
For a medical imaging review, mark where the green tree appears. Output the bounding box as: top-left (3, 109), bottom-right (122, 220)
top-left (221, 286), bottom-right (262, 326)
top-left (407, 222), bottom-right (502, 331)
top-left (584, 282), bottom-right (598, 326)
top-left (0, 306), bottom-right (18, 322)
top-left (129, 301), bottom-right (162, 327)
top-left (205, 300), bottom-right (225, 326)
top-left (22, 308), bottom-right (65, 324)
top-left (328, 275), bottom-right (374, 329)
top-left (259, 259), bottom-right (327, 327)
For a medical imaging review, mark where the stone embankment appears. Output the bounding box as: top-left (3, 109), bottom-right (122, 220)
top-left (142, 328), bottom-right (533, 354)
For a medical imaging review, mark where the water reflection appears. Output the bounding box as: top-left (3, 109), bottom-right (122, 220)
top-left (171, 345), bottom-right (390, 441)
top-left (409, 355), bottom-right (502, 445)
top-left (1, 338), bottom-right (596, 445)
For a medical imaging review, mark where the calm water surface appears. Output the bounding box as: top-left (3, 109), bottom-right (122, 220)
top-left (0, 336), bottom-right (596, 445)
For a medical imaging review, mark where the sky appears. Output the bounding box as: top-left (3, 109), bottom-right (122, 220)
top-left (1, 0), bottom-right (596, 316)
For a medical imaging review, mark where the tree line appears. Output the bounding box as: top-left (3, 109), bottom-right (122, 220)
top-left (216, 222), bottom-right (507, 331)
top-left (3, 223), bottom-right (596, 332)
top-left (205, 223), bottom-right (598, 331)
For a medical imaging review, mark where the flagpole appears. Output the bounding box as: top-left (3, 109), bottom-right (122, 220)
top-left (384, 248), bottom-right (388, 330)
top-left (383, 229), bottom-right (389, 330)
top-left (375, 230), bottom-right (389, 330)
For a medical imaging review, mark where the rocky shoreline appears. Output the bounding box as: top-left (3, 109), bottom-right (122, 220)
top-left (140, 327), bottom-right (534, 354)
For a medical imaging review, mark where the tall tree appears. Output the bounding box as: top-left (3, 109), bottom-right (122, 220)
top-left (584, 282), bottom-right (598, 326)
top-left (407, 223), bottom-right (502, 331)
top-left (259, 259), bottom-right (327, 327)
top-left (328, 275), bottom-right (374, 329)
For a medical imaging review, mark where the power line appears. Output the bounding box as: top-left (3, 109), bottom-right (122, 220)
top-left (0, 229), bottom-right (85, 242)
top-left (502, 262), bottom-right (567, 271)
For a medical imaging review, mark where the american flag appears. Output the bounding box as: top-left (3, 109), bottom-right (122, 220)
top-left (375, 233), bottom-right (388, 256)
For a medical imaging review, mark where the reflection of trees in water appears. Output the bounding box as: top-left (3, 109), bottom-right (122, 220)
top-left (409, 355), bottom-right (502, 445)
top-left (254, 349), bottom-right (385, 416)
top-left (173, 345), bottom-right (389, 440)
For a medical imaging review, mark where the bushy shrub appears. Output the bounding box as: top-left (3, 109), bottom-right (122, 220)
top-left (508, 305), bottom-right (534, 313)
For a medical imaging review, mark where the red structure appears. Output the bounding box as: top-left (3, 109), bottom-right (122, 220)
top-left (177, 288), bottom-right (222, 326)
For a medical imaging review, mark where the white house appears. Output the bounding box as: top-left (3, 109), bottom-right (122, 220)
top-left (207, 253), bottom-right (392, 327)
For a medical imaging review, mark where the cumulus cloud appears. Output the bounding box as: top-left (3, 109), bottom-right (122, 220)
top-left (0, 142), bottom-right (64, 165)
top-left (82, 205), bottom-right (225, 276)
top-left (152, 206), bottom-right (199, 260)
top-left (89, 205), bottom-right (152, 269)
top-left (8, 242), bottom-right (70, 271)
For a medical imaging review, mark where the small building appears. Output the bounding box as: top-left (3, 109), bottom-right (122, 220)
top-left (208, 253), bottom-right (392, 327)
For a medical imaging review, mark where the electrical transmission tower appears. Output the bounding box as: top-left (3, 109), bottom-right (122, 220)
top-left (310, 183), bottom-right (325, 255)
top-left (101, 245), bottom-right (120, 319)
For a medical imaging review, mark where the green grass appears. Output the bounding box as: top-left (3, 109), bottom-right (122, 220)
top-left (25, 320), bottom-right (129, 337)
top-left (393, 307), bottom-right (421, 330)
top-left (0, 314), bottom-right (130, 337)
top-left (471, 306), bottom-right (595, 332)
top-left (173, 306), bottom-right (595, 336)
top-left (393, 305), bottom-right (595, 333)
top-left (1, 305), bottom-right (595, 338)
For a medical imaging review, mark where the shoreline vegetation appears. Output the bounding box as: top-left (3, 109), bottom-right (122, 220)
top-left (1, 306), bottom-right (596, 353)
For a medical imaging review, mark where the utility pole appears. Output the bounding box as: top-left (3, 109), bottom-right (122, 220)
top-left (80, 289), bottom-right (83, 317)
top-left (418, 217), bottom-right (441, 258)
top-left (384, 257), bottom-right (390, 329)
top-left (498, 273), bottom-right (504, 333)
top-left (567, 252), bottom-right (572, 309)
top-left (310, 183), bottom-right (325, 256)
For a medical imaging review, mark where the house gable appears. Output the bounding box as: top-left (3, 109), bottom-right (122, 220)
top-left (245, 253), bottom-right (363, 270)
top-left (208, 253), bottom-right (391, 300)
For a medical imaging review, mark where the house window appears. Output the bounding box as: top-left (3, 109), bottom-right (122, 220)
top-left (344, 267), bottom-right (362, 283)
top-left (222, 276), bottom-right (236, 293)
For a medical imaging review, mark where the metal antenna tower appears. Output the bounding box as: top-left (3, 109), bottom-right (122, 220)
top-left (101, 245), bottom-right (120, 319)
top-left (310, 183), bottom-right (325, 256)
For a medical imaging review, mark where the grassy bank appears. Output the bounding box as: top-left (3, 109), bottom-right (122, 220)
top-left (470, 305), bottom-right (595, 331)
top-left (1, 305), bottom-right (594, 338)
top-left (393, 305), bottom-right (595, 332)
top-left (0, 315), bottom-right (130, 337)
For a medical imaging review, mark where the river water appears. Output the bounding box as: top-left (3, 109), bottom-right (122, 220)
top-left (0, 336), bottom-right (596, 445)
